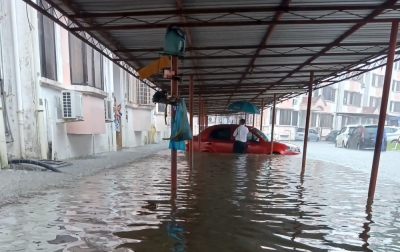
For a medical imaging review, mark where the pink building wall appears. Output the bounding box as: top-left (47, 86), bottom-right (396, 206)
top-left (66, 95), bottom-right (106, 134)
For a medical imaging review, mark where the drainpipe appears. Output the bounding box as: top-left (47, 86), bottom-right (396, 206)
top-left (30, 1), bottom-right (48, 159)
top-left (11, 0), bottom-right (26, 159)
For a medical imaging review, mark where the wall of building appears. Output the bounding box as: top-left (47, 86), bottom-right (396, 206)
top-left (0, 1), bottom-right (169, 161)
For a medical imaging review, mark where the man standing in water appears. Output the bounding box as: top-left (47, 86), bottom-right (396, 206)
top-left (232, 119), bottom-right (249, 154)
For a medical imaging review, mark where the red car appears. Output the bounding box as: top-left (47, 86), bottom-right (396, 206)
top-left (186, 124), bottom-right (301, 155)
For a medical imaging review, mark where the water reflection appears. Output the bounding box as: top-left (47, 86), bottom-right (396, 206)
top-left (1, 151), bottom-right (400, 251)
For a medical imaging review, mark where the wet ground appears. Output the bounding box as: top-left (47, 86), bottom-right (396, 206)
top-left (1, 142), bottom-right (400, 251)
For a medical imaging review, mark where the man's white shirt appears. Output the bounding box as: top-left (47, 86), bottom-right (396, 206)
top-left (233, 125), bottom-right (249, 142)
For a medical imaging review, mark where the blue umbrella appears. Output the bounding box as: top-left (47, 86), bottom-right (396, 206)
top-left (228, 101), bottom-right (260, 114)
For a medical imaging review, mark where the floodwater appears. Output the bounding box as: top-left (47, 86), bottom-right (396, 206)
top-left (1, 150), bottom-right (400, 252)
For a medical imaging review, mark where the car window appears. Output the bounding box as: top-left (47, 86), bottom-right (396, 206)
top-left (208, 128), bottom-right (232, 141)
top-left (339, 127), bottom-right (346, 134)
top-left (251, 128), bottom-right (270, 141)
top-left (365, 126), bottom-right (378, 134)
top-left (309, 129), bottom-right (317, 134)
top-left (297, 128), bottom-right (305, 133)
top-left (348, 127), bottom-right (356, 133)
top-left (247, 131), bottom-right (260, 142)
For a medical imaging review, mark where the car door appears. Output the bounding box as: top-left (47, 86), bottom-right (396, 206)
top-left (336, 127), bottom-right (346, 147)
top-left (206, 127), bottom-right (233, 153)
top-left (246, 130), bottom-right (263, 154)
top-left (348, 127), bottom-right (360, 149)
top-left (309, 129), bottom-right (317, 141)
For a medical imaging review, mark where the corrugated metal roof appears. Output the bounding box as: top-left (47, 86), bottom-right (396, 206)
top-left (26, 0), bottom-right (400, 113)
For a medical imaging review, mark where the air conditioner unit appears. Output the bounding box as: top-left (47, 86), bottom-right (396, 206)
top-left (104, 98), bottom-right (114, 122)
top-left (61, 90), bottom-right (83, 121)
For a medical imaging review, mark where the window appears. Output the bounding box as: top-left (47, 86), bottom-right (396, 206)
top-left (372, 73), bottom-right (384, 87)
top-left (279, 109), bottom-right (291, 125)
top-left (125, 73), bottom-right (135, 103)
top-left (137, 81), bottom-right (151, 104)
top-left (310, 112), bottom-right (317, 127)
top-left (38, 1), bottom-right (57, 80)
top-left (278, 109), bottom-right (298, 126)
top-left (313, 90), bottom-right (319, 97)
top-left (370, 97), bottom-right (382, 108)
top-left (320, 114), bottom-right (334, 128)
top-left (390, 101), bottom-right (400, 113)
top-left (157, 103), bottom-right (166, 113)
top-left (338, 127), bottom-right (346, 135)
top-left (292, 111), bottom-right (298, 126)
top-left (322, 87), bottom-right (336, 102)
top-left (69, 34), bottom-right (103, 89)
top-left (247, 132), bottom-right (260, 142)
top-left (254, 128), bottom-right (269, 142)
top-left (344, 91), bottom-right (362, 106)
top-left (394, 61), bottom-right (400, 71)
top-left (392, 80), bottom-right (400, 92)
top-left (208, 128), bottom-right (231, 141)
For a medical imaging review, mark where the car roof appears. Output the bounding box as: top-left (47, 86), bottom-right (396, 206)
top-left (344, 124), bottom-right (359, 127)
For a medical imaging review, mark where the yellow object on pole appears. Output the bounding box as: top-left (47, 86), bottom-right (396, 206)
top-left (137, 55), bottom-right (171, 80)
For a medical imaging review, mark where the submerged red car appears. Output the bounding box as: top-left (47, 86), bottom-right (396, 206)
top-left (186, 124), bottom-right (301, 155)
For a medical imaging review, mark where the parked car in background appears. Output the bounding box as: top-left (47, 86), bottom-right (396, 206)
top-left (335, 124), bottom-right (358, 148)
top-left (385, 126), bottom-right (400, 143)
top-left (347, 124), bottom-right (387, 150)
top-left (295, 128), bottom-right (320, 141)
top-left (187, 124), bottom-right (301, 155)
top-left (325, 130), bottom-right (339, 142)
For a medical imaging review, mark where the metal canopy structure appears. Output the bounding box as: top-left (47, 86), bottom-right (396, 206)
top-left (24, 0), bottom-right (400, 115)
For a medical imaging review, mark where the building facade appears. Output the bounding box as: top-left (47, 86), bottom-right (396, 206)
top-left (0, 0), bottom-right (170, 162)
top-left (257, 64), bottom-right (400, 141)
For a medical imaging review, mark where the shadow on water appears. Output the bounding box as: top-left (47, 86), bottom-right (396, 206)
top-left (1, 151), bottom-right (400, 251)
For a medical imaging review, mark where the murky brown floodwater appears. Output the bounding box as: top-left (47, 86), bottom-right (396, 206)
top-left (1, 150), bottom-right (400, 252)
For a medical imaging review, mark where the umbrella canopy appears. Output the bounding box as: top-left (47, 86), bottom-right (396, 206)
top-left (228, 101), bottom-right (260, 114)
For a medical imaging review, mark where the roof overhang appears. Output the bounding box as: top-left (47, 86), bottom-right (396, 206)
top-left (22, 0), bottom-right (400, 115)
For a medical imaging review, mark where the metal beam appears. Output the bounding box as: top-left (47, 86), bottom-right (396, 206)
top-left (181, 69), bottom-right (338, 76)
top-left (177, 61), bottom-right (365, 70)
top-left (69, 18), bottom-right (400, 31)
top-left (116, 51), bottom-right (393, 61)
top-left (114, 42), bottom-right (391, 53)
top-left (254, 0), bottom-right (399, 98)
top-left (69, 4), bottom-right (398, 18)
top-left (227, 0), bottom-right (290, 107)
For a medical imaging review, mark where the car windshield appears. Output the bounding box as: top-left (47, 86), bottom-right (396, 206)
top-left (297, 128), bottom-right (305, 133)
top-left (365, 126), bottom-right (378, 134)
top-left (251, 128), bottom-right (270, 142)
top-left (349, 127), bottom-right (356, 133)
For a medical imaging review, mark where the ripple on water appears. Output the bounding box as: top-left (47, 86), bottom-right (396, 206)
top-left (0, 151), bottom-right (400, 251)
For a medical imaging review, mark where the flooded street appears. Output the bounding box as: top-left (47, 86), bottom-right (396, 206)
top-left (1, 145), bottom-right (400, 251)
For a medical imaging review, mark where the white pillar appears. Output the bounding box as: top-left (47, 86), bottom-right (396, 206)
top-left (30, 1), bottom-right (48, 159)
top-left (11, 0), bottom-right (26, 158)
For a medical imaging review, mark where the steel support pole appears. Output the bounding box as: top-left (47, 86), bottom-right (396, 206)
top-left (270, 94), bottom-right (276, 155)
top-left (198, 95), bottom-right (202, 150)
top-left (252, 114), bottom-right (255, 127)
top-left (189, 75), bottom-right (194, 166)
top-left (368, 21), bottom-right (399, 199)
top-left (171, 56), bottom-right (178, 190)
top-left (301, 72), bottom-right (314, 175)
top-left (260, 99), bottom-right (264, 131)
